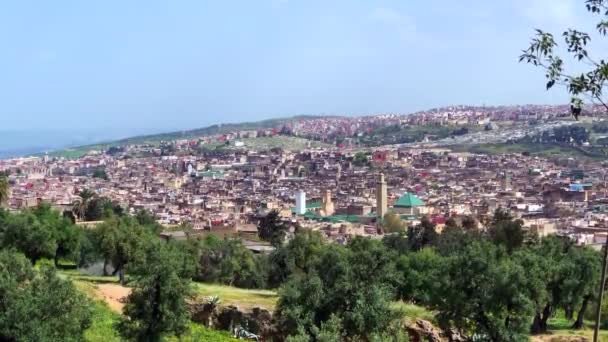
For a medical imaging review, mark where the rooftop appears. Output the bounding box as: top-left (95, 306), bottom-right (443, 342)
top-left (394, 193), bottom-right (425, 208)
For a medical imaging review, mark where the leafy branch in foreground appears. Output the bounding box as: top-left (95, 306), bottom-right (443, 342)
top-left (520, 0), bottom-right (608, 119)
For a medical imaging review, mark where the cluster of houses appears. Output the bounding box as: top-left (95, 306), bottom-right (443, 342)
top-left (2, 141), bottom-right (608, 251)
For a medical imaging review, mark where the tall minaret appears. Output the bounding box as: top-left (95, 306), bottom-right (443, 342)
top-left (376, 173), bottom-right (387, 219)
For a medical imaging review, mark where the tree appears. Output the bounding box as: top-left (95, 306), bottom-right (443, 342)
top-left (564, 247), bottom-right (601, 329)
top-left (407, 216), bottom-right (438, 251)
top-left (268, 230), bottom-right (325, 288)
top-left (488, 208), bottom-right (525, 253)
top-left (0, 250), bottom-right (92, 341)
top-left (0, 208), bottom-right (57, 264)
top-left (193, 236), bottom-right (267, 289)
top-left (395, 248), bottom-right (444, 305)
top-left (436, 222), bottom-right (481, 256)
top-left (31, 204), bottom-right (82, 267)
top-left (382, 212), bottom-right (406, 233)
top-left (92, 168), bottom-right (109, 180)
top-left (72, 189), bottom-right (96, 221)
top-left (94, 216), bottom-right (151, 284)
top-left (352, 152), bottom-right (370, 167)
top-left (382, 231), bottom-right (410, 255)
top-left (258, 210), bottom-right (289, 247)
top-left (431, 241), bottom-right (536, 341)
top-left (116, 241), bottom-right (193, 342)
top-left (275, 242), bottom-right (398, 340)
top-left (521, 0), bottom-right (608, 118)
top-left (0, 174), bottom-right (9, 207)
top-left (526, 236), bottom-right (582, 334)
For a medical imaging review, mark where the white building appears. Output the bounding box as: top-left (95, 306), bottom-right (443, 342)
top-left (295, 191), bottom-right (306, 215)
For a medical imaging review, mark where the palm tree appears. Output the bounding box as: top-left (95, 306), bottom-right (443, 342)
top-left (72, 189), bottom-right (96, 221)
top-left (0, 175), bottom-right (9, 207)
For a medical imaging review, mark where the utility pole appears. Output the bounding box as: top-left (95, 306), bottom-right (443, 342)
top-left (594, 235), bottom-right (608, 342)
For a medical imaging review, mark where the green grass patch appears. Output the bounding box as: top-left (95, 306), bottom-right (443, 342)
top-left (84, 300), bottom-right (122, 342)
top-left (390, 301), bottom-right (436, 324)
top-left (84, 298), bottom-right (238, 342)
top-left (60, 269), bottom-right (121, 284)
top-left (165, 324), bottom-right (239, 342)
top-left (194, 283), bottom-right (278, 310)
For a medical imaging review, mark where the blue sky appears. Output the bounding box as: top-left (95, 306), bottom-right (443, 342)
top-left (0, 0), bottom-right (597, 137)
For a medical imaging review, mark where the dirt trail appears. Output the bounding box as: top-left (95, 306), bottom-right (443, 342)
top-left (92, 283), bottom-right (131, 313)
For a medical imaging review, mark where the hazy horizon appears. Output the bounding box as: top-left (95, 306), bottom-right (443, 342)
top-left (0, 101), bottom-right (574, 159)
top-left (2, 0), bottom-right (599, 154)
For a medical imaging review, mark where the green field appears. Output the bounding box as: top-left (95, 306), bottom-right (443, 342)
top-left (194, 282), bottom-right (278, 310)
top-left (84, 299), bottom-right (238, 342)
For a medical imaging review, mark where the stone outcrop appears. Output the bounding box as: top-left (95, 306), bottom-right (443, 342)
top-left (405, 319), bottom-right (444, 342)
top-left (190, 304), bottom-right (275, 339)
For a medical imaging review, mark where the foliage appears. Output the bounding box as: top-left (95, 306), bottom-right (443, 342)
top-left (275, 239), bottom-right (398, 340)
top-left (268, 230), bottom-right (326, 288)
top-left (116, 240), bottom-right (194, 342)
top-left (92, 168), bottom-right (109, 180)
top-left (257, 210), bottom-right (289, 247)
top-left (488, 208), bottom-right (526, 253)
top-left (0, 174), bottom-right (8, 207)
top-left (352, 152), bottom-right (371, 167)
top-left (93, 216), bottom-right (154, 284)
top-left (0, 250), bottom-right (93, 341)
top-left (192, 235), bottom-right (268, 289)
top-left (431, 241), bottom-right (536, 341)
top-left (407, 216), bottom-right (438, 251)
top-left (395, 248), bottom-right (444, 305)
top-left (0, 204), bottom-right (81, 265)
top-left (383, 212), bottom-right (406, 233)
top-left (520, 0), bottom-right (608, 116)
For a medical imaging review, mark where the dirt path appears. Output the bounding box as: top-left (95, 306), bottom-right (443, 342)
top-left (92, 283), bottom-right (131, 313)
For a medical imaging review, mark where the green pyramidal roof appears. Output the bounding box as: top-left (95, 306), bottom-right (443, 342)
top-left (394, 193), bottom-right (425, 208)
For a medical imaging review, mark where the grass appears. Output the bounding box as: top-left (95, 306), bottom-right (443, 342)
top-left (194, 282), bottom-right (278, 310)
top-left (391, 301), bottom-right (436, 324)
top-left (59, 268), bottom-right (279, 311)
top-left (540, 310), bottom-right (608, 341)
top-left (165, 324), bottom-right (239, 342)
top-left (59, 268), bottom-right (122, 284)
top-left (84, 301), bottom-right (122, 342)
top-left (83, 299), bottom-right (238, 342)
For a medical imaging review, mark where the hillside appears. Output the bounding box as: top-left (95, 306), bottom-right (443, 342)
top-left (47, 114), bottom-right (338, 158)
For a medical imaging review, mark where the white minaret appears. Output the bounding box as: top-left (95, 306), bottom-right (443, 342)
top-left (376, 173), bottom-right (387, 219)
top-left (295, 191), bottom-right (306, 215)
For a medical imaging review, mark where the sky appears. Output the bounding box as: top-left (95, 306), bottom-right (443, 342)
top-left (0, 0), bottom-right (601, 142)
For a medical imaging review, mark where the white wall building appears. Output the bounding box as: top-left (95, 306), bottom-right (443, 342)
top-left (295, 191), bottom-right (306, 215)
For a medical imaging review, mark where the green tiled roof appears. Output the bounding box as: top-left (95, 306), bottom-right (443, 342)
top-left (306, 202), bottom-right (322, 209)
top-left (394, 193), bottom-right (424, 208)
